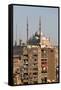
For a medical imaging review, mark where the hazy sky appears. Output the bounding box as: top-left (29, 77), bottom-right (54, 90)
top-left (13, 5), bottom-right (58, 45)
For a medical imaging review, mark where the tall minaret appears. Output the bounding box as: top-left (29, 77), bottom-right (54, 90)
top-left (19, 25), bottom-right (22, 46)
top-left (39, 16), bottom-right (41, 45)
top-left (27, 16), bottom-right (28, 45)
top-left (38, 16), bottom-right (42, 83)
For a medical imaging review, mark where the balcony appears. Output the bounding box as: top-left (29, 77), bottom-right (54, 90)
top-left (41, 68), bottom-right (47, 73)
top-left (33, 72), bottom-right (38, 75)
top-left (41, 49), bottom-right (48, 58)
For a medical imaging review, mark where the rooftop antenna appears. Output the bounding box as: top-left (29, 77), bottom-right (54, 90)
top-left (15, 24), bottom-right (17, 46)
top-left (39, 16), bottom-right (41, 45)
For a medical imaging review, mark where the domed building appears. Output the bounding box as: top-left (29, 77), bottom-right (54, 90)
top-left (28, 31), bottom-right (53, 48)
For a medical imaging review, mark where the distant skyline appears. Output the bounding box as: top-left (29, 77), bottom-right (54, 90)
top-left (13, 5), bottom-right (58, 46)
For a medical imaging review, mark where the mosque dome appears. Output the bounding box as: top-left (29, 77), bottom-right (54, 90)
top-left (28, 31), bottom-right (52, 47)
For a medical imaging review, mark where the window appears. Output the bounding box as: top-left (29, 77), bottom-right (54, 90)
top-left (34, 59), bottom-right (37, 61)
top-left (24, 73), bottom-right (28, 75)
top-left (24, 54), bottom-right (28, 57)
top-left (24, 64), bottom-right (28, 67)
top-left (24, 68), bottom-right (28, 71)
top-left (41, 77), bottom-right (47, 83)
top-left (41, 62), bottom-right (47, 64)
top-left (24, 59), bottom-right (28, 65)
top-left (41, 49), bottom-right (43, 52)
top-left (41, 59), bottom-right (47, 61)
top-left (15, 68), bottom-right (20, 74)
top-left (41, 67), bottom-right (47, 73)
top-left (19, 56), bottom-right (21, 60)
top-left (33, 72), bottom-right (38, 75)
top-left (41, 49), bottom-right (48, 58)
top-left (24, 59), bottom-right (28, 61)
top-left (24, 77), bottom-right (28, 79)
top-left (33, 68), bottom-right (38, 70)
top-left (33, 81), bottom-right (38, 84)
top-left (51, 49), bottom-right (53, 52)
top-left (24, 82), bottom-right (28, 84)
top-left (34, 54), bottom-right (37, 56)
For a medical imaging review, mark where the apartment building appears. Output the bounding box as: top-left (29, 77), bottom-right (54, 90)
top-left (13, 38), bottom-right (57, 85)
top-left (13, 46), bottom-right (23, 85)
top-left (22, 45), bottom-right (38, 84)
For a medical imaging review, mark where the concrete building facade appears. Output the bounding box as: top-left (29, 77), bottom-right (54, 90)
top-left (13, 44), bottom-right (57, 85)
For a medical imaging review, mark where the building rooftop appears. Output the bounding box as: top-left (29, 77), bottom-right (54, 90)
top-left (13, 45), bottom-right (23, 56)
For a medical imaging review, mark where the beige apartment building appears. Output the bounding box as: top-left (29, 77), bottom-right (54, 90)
top-left (13, 43), bottom-right (57, 85)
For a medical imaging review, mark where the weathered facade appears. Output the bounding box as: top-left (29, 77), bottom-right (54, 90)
top-left (13, 44), bottom-right (57, 85)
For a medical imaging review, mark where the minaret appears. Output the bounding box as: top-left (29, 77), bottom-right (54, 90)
top-left (15, 24), bottom-right (17, 46)
top-left (38, 17), bottom-right (42, 83)
top-left (39, 16), bottom-right (41, 44)
top-left (19, 25), bottom-right (22, 46)
top-left (49, 36), bottom-right (50, 42)
top-left (27, 16), bottom-right (28, 45)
